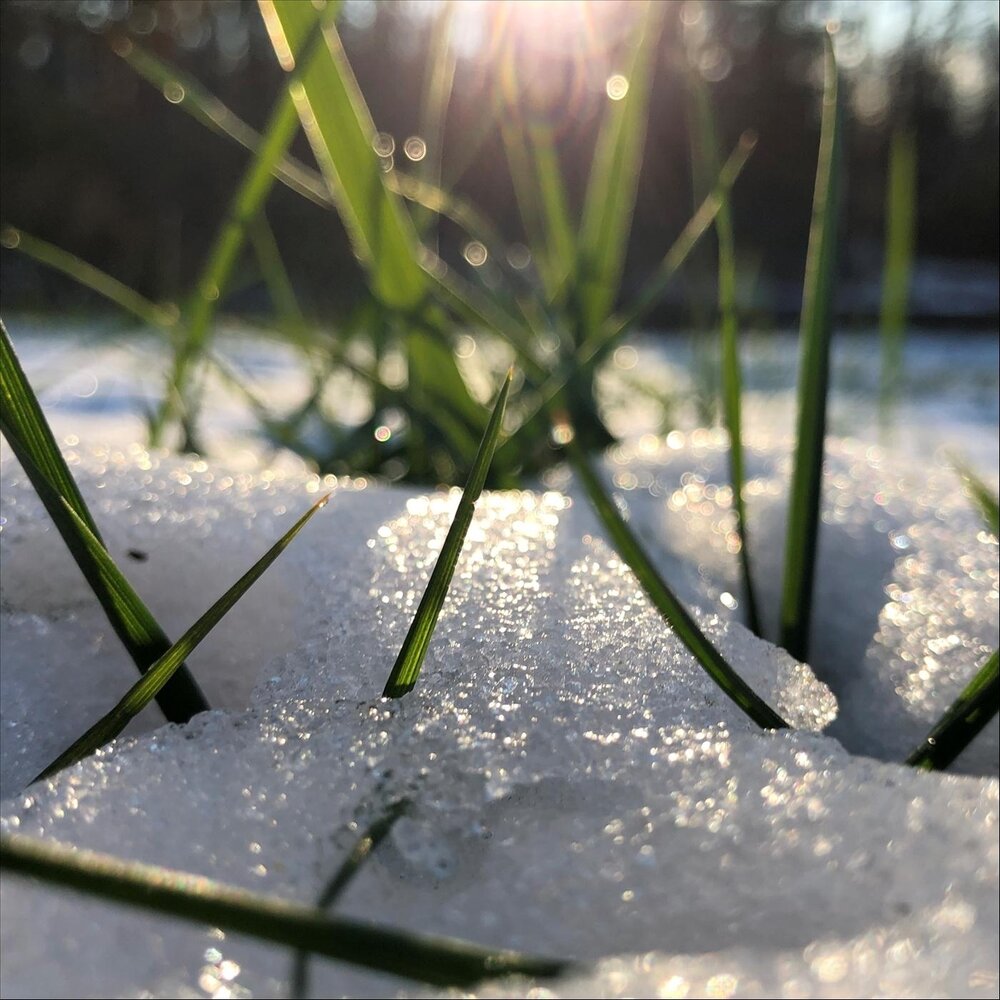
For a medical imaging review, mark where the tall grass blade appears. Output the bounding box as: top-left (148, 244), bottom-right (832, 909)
top-left (687, 78), bottom-right (760, 635)
top-left (950, 457), bottom-right (998, 537)
top-left (567, 441), bottom-right (787, 729)
top-left (291, 801), bottom-right (409, 999)
top-left (576, 2), bottom-right (665, 339)
top-left (152, 6), bottom-right (338, 447)
top-left (412, 0), bottom-right (456, 243)
top-left (878, 128), bottom-right (917, 433)
top-left (779, 33), bottom-right (843, 662)
top-left (0, 319), bottom-right (209, 723)
top-left (0, 833), bottom-right (570, 987)
top-left (383, 370), bottom-right (512, 697)
top-left (906, 651), bottom-right (999, 771)
top-left (36, 494), bottom-right (329, 781)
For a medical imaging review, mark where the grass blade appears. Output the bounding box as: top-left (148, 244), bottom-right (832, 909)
top-left (0, 319), bottom-right (210, 723)
top-left (383, 370), bottom-right (513, 697)
top-left (1, 228), bottom-right (177, 332)
top-left (878, 128), bottom-right (917, 433)
top-left (576, 2), bottom-right (665, 339)
top-left (779, 33), bottom-right (843, 662)
top-left (567, 440), bottom-right (787, 730)
top-left (35, 494), bottom-right (329, 781)
top-left (292, 801), bottom-right (409, 998)
top-left (951, 456), bottom-right (999, 537)
top-left (687, 76), bottom-right (760, 635)
top-left (906, 651), bottom-right (999, 771)
top-left (0, 833), bottom-right (570, 988)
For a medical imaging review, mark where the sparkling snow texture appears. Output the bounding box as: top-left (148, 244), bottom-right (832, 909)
top-left (1, 439), bottom-right (998, 999)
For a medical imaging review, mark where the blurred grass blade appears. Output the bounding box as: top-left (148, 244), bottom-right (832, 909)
top-left (610, 132), bottom-right (757, 339)
top-left (0, 833), bottom-right (570, 987)
top-left (292, 801), bottom-right (409, 999)
top-left (0, 319), bottom-right (210, 724)
top-left (567, 441), bottom-right (787, 730)
top-left (779, 33), bottom-right (842, 662)
top-left (261, 1), bottom-right (484, 440)
top-left (36, 494), bottom-right (329, 781)
top-left (2, 228), bottom-right (177, 332)
top-left (878, 128), bottom-right (917, 433)
top-left (951, 456), bottom-right (999, 536)
top-left (412, 0), bottom-right (456, 242)
top-left (248, 213), bottom-right (312, 354)
top-left (111, 37), bottom-right (330, 208)
top-left (576, 2), bottom-right (664, 338)
top-left (383, 370), bottom-right (512, 698)
top-left (687, 77), bottom-right (760, 635)
top-left (153, 6), bottom-right (339, 446)
top-left (906, 651), bottom-right (999, 771)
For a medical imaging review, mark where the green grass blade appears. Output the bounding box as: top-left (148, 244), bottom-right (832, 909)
top-left (686, 78), bottom-right (760, 635)
top-left (152, 7), bottom-right (338, 447)
top-left (576, 2), bottom-right (665, 338)
top-left (383, 371), bottom-right (513, 698)
top-left (0, 833), bottom-right (570, 988)
top-left (412, 0), bottom-right (456, 242)
top-left (566, 440), bottom-right (788, 729)
top-left (248, 213), bottom-right (311, 353)
top-left (878, 128), bottom-right (917, 432)
top-left (779, 33), bottom-right (843, 662)
top-left (609, 132), bottom-right (757, 339)
top-left (906, 651), bottom-right (999, 771)
top-left (111, 37), bottom-right (330, 208)
top-left (291, 801), bottom-right (409, 998)
top-left (0, 319), bottom-right (210, 724)
top-left (35, 494), bottom-right (329, 781)
top-left (951, 456), bottom-right (999, 536)
top-left (1, 228), bottom-right (177, 332)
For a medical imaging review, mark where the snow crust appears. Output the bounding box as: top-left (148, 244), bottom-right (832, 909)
top-left (1, 439), bottom-right (998, 999)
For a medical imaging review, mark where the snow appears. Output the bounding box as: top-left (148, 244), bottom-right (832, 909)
top-left (1, 434), bottom-right (998, 999)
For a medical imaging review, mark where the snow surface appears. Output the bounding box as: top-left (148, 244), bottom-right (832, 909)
top-left (1, 436), bottom-right (998, 999)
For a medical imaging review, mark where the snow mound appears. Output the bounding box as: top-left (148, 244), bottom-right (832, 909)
top-left (1, 443), bottom-right (997, 999)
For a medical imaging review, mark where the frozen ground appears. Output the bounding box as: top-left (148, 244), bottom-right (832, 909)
top-left (1, 326), bottom-right (998, 998)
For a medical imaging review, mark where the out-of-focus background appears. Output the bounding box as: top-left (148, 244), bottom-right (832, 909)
top-left (2, 0), bottom-right (998, 325)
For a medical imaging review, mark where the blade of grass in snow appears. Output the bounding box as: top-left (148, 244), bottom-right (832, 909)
top-left (878, 128), bottom-right (917, 434)
top-left (953, 459), bottom-right (999, 537)
top-left (383, 370), bottom-right (512, 697)
top-left (261, 0), bottom-right (485, 444)
top-left (566, 440), bottom-right (788, 730)
top-left (291, 801), bottom-right (409, 999)
top-left (779, 33), bottom-right (843, 663)
top-left (687, 77), bottom-right (761, 636)
top-left (0, 319), bottom-right (210, 723)
top-left (906, 651), bottom-right (999, 771)
top-left (0, 833), bottom-right (570, 987)
top-left (1, 228), bottom-right (178, 332)
top-left (576, 1), bottom-right (664, 341)
top-left (152, 7), bottom-right (338, 448)
top-left (35, 493), bottom-right (329, 782)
